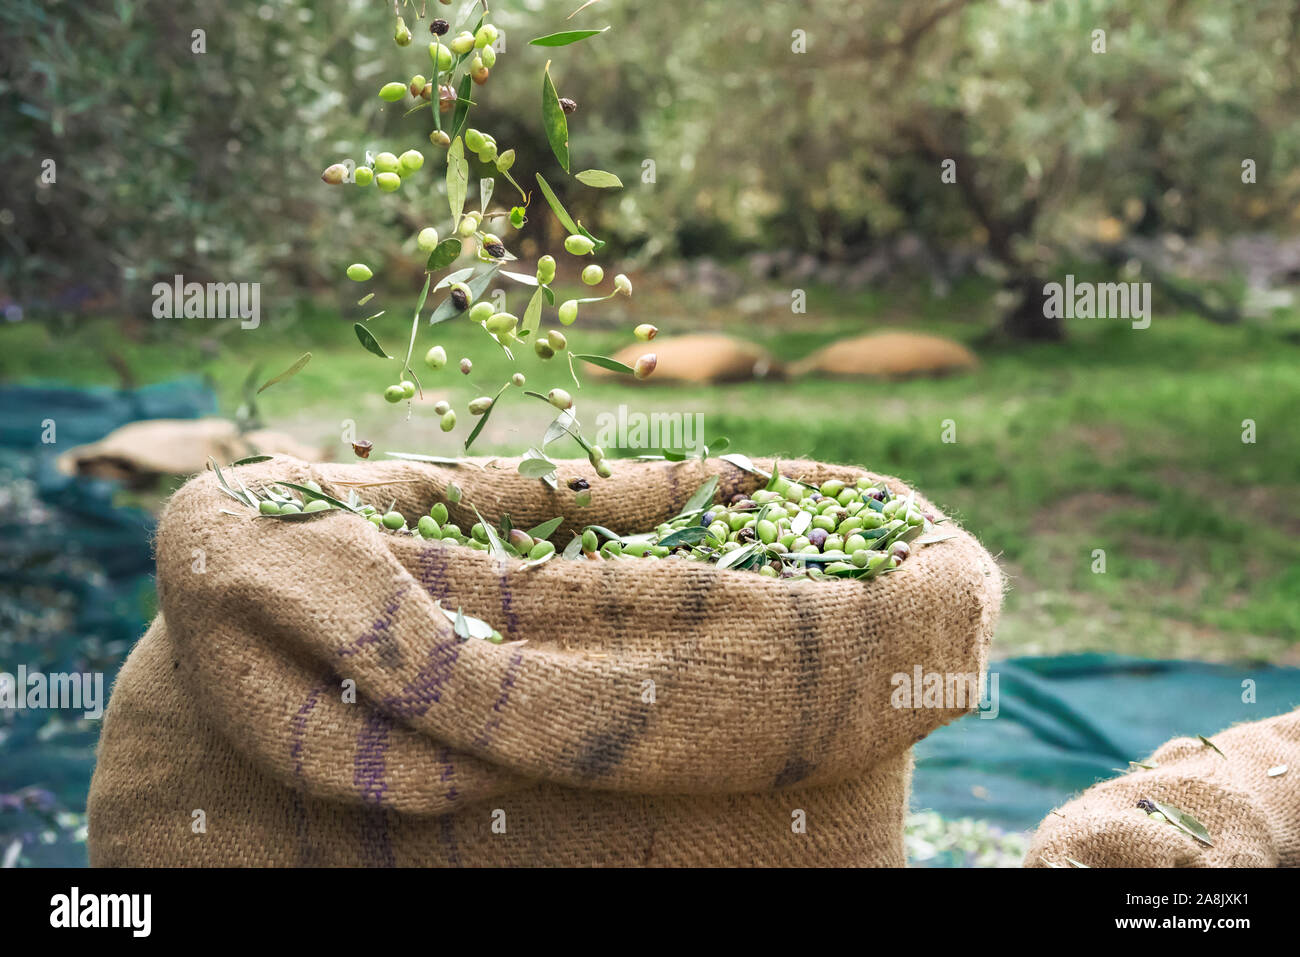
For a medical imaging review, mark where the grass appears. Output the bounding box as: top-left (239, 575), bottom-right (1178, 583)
top-left (5, 270), bottom-right (1299, 663)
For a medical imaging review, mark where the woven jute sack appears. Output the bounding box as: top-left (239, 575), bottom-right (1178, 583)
top-left (89, 455), bottom-right (1002, 866)
top-left (1026, 709), bottom-right (1300, 868)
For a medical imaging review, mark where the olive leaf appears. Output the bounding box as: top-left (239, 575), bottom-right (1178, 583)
top-left (437, 602), bottom-right (495, 640)
top-left (434, 267), bottom-right (477, 290)
top-left (789, 510), bottom-right (812, 536)
top-left (354, 323), bottom-right (390, 359)
top-left (429, 265), bottom-right (500, 325)
top-left (275, 481), bottom-right (358, 515)
top-left (530, 27), bottom-right (610, 47)
top-left (572, 353), bottom-right (634, 374)
top-left (1267, 765), bottom-right (1288, 777)
top-left (451, 73), bottom-right (473, 138)
top-left (445, 482), bottom-right (462, 504)
top-left (518, 456), bottom-right (558, 479)
top-left (479, 176), bottom-right (494, 212)
top-left (499, 269), bottom-right (540, 286)
top-left (231, 455), bottom-right (273, 466)
top-left (574, 169), bottom-right (622, 188)
top-left (464, 382), bottom-right (510, 451)
top-left (527, 516), bottom-right (565, 540)
top-left (1150, 800), bottom-right (1214, 846)
top-left (426, 238), bottom-right (463, 272)
top-left (719, 452), bottom-right (762, 476)
top-left (657, 526), bottom-right (716, 549)
top-left (520, 286), bottom-right (544, 339)
top-left (541, 61), bottom-right (570, 172)
top-left (566, 0), bottom-right (603, 18)
top-left (1198, 735), bottom-right (1226, 758)
top-left (679, 475), bottom-right (719, 516)
top-left (470, 504), bottom-right (510, 561)
top-left (209, 458), bottom-right (257, 508)
top-left (716, 542), bottom-right (761, 571)
top-left (534, 173), bottom-right (578, 233)
top-left (447, 135), bottom-right (469, 224)
top-left (256, 353), bottom-right (311, 394)
top-left (561, 533), bottom-right (584, 559)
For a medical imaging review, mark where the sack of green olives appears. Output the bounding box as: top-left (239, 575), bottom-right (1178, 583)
top-left (89, 454), bottom-right (1002, 867)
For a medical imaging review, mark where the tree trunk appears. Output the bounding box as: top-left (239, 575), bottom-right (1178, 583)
top-left (1000, 274), bottom-right (1063, 341)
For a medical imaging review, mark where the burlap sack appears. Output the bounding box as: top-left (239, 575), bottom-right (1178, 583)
top-left (89, 455), bottom-right (1003, 866)
top-left (592, 334), bottom-right (780, 383)
top-left (57, 417), bottom-right (323, 486)
top-left (790, 332), bottom-right (978, 379)
top-left (1026, 709), bottom-right (1300, 867)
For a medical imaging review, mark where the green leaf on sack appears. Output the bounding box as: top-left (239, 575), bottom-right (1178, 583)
top-left (530, 27), bottom-right (610, 47)
top-left (209, 458), bottom-right (256, 508)
top-left (426, 238), bottom-right (463, 271)
top-left (231, 455), bottom-right (274, 466)
top-left (657, 526), bottom-right (715, 549)
top-left (572, 353), bottom-right (634, 374)
top-left (766, 459), bottom-right (781, 491)
top-left (520, 286), bottom-right (545, 340)
top-left (916, 532), bottom-right (959, 545)
top-left (534, 172), bottom-right (579, 234)
top-left (678, 475), bottom-right (719, 517)
top-left (541, 62), bottom-right (570, 171)
top-left (704, 436), bottom-right (730, 455)
top-left (662, 449), bottom-right (688, 462)
top-left (1198, 735), bottom-right (1226, 759)
top-left (1150, 800), bottom-right (1214, 846)
top-left (464, 383), bottom-right (510, 452)
top-left (447, 136), bottom-right (469, 224)
top-left (719, 452), bottom-right (762, 476)
top-left (561, 533), bottom-right (584, 559)
top-left (256, 353), bottom-right (312, 394)
top-left (429, 266), bottom-right (500, 325)
top-left (527, 516), bottom-right (565, 540)
top-left (518, 457), bottom-right (558, 479)
top-left (470, 504), bottom-right (510, 561)
top-left (716, 542), bottom-right (760, 571)
top-left (438, 603), bottom-right (495, 641)
top-left (574, 168), bottom-right (622, 188)
top-left (354, 323), bottom-right (390, 358)
top-left (275, 481), bottom-right (358, 514)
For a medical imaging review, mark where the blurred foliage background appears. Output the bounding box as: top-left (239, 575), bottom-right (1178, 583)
top-left (5, 0), bottom-right (1300, 336)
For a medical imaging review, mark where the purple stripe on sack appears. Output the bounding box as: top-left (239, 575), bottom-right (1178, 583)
top-left (290, 683), bottom-right (326, 778)
top-left (437, 745), bottom-right (459, 804)
top-left (379, 632), bottom-right (461, 718)
top-left (570, 708), bottom-right (650, 779)
top-left (355, 712), bottom-right (396, 867)
top-left (472, 651), bottom-right (524, 750)
top-left (418, 540), bottom-right (449, 597)
top-left (337, 585), bottom-right (408, 659)
top-left (498, 576), bottom-right (520, 635)
top-left (771, 596), bottom-right (820, 789)
top-left (289, 683), bottom-right (327, 866)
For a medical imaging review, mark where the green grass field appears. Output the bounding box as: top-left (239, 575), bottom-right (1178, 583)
top-left (6, 273), bottom-right (1299, 663)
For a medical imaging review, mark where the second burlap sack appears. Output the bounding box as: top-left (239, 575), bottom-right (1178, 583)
top-left (1026, 709), bottom-right (1300, 867)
